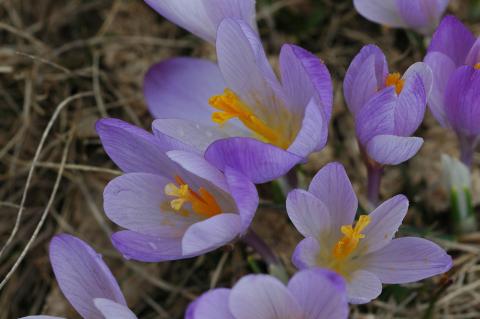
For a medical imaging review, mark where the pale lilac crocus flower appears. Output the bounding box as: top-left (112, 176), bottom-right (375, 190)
top-left (354, 0), bottom-right (449, 35)
top-left (144, 18), bottom-right (332, 183)
top-left (186, 269), bottom-right (349, 319)
top-left (425, 15), bottom-right (480, 168)
top-left (287, 162), bottom-right (452, 304)
top-left (96, 118), bottom-right (259, 262)
top-left (21, 234), bottom-right (136, 319)
top-left (344, 44), bottom-right (432, 204)
top-left (144, 0), bottom-right (256, 44)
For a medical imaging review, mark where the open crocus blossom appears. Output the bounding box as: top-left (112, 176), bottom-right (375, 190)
top-left (96, 118), bottom-right (258, 262)
top-left (22, 234), bottom-right (136, 319)
top-left (353, 0), bottom-right (449, 35)
top-left (186, 268), bottom-right (349, 319)
top-left (144, 18), bottom-right (332, 183)
top-left (425, 15), bottom-right (480, 167)
top-left (144, 0), bottom-right (256, 44)
top-left (286, 162), bottom-right (452, 304)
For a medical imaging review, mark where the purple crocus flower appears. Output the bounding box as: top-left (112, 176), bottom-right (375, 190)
top-left (144, 18), bottom-right (332, 183)
top-left (354, 0), bottom-right (449, 35)
top-left (22, 234), bottom-right (136, 319)
top-left (286, 162), bottom-right (452, 304)
top-left (425, 15), bottom-right (480, 167)
top-left (186, 268), bottom-right (349, 319)
top-left (96, 118), bottom-right (259, 262)
top-left (144, 0), bottom-right (256, 44)
top-left (344, 44), bottom-right (432, 203)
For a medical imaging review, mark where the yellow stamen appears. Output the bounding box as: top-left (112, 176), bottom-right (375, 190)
top-left (385, 72), bottom-right (405, 94)
top-left (475, 63), bottom-right (480, 70)
top-left (332, 215), bottom-right (371, 260)
top-left (209, 89), bottom-right (288, 149)
top-left (164, 176), bottom-right (222, 218)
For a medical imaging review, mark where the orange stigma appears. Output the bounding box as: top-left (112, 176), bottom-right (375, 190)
top-left (475, 63), bottom-right (480, 70)
top-left (332, 215), bottom-right (371, 260)
top-left (385, 72), bottom-right (405, 94)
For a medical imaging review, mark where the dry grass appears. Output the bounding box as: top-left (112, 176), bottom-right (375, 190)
top-left (1, 0), bottom-right (480, 318)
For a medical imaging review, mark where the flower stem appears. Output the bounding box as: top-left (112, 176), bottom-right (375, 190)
top-left (459, 135), bottom-right (477, 169)
top-left (367, 163), bottom-right (384, 206)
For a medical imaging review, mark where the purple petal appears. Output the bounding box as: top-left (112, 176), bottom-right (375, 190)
top-left (347, 270), bottom-right (382, 304)
top-left (49, 234), bottom-right (126, 319)
top-left (428, 15), bottom-right (476, 66)
top-left (94, 299), bottom-right (137, 319)
top-left (365, 237), bottom-right (452, 284)
top-left (144, 58), bottom-right (225, 122)
top-left (182, 213), bottom-right (241, 256)
top-left (344, 44), bottom-right (388, 115)
top-left (286, 189), bottom-right (331, 239)
top-left (465, 37), bottom-right (480, 66)
top-left (224, 167), bottom-right (258, 232)
top-left (308, 162), bottom-right (358, 230)
top-left (366, 135), bottom-right (423, 165)
top-left (395, 0), bottom-right (449, 34)
top-left (96, 118), bottom-right (176, 177)
top-left (292, 237), bottom-right (321, 270)
top-left (288, 269), bottom-right (348, 319)
top-left (359, 195), bottom-right (409, 254)
top-left (205, 137), bottom-right (301, 184)
top-left (186, 289), bottom-right (234, 319)
top-left (111, 230), bottom-right (184, 262)
top-left (354, 0), bottom-right (405, 27)
top-left (229, 275), bottom-right (303, 319)
top-left (424, 52), bottom-right (457, 127)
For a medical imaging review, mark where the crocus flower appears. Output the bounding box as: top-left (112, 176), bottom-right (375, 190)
top-left (144, 0), bottom-right (256, 44)
top-left (344, 44), bottom-right (432, 203)
top-left (286, 162), bottom-right (452, 304)
top-left (144, 18), bottom-right (332, 183)
top-left (96, 118), bottom-right (258, 262)
top-left (425, 15), bottom-right (480, 167)
top-left (22, 234), bottom-right (136, 319)
top-left (354, 0), bottom-right (449, 35)
top-left (186, 268), bottom-right (349, 319)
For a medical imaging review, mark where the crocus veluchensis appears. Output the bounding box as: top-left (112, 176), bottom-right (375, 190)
top-left (23, 234), bottom-right (136, 319)
top-left (96, 118), bottom-right (258, 262)
top-left (354, 0), bottom-right (449, 35)
top-left (425, 15), bottom-right (480, 167)
top-left (186, 269), bottom-right (349, 319)
top-left (287, 162), bottom-right (452, 304)
top-left (144, 18), bottom-right (333, 183)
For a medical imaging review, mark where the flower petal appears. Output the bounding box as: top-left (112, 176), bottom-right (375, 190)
top-left (288, 269), bottom-right (348, 319)
top-left (229, 275), bottom-right (303, 319)
top-left (347, 270), bottom-right (382, 304)
top-left (94, 299), bottom-right (137, 319)
top-left (353, 0), bottom-right (405, 28)
top-left (291, 237), bottom-right (321, 270)
top-left (366, 135), bottom-right (423, 165)
top-left (186, 289), bottom-right (234, 319)
top-left (395, 0), bottom-right (449, 34)
top-left (465, 37), bottom-right (480, 67)
top-left (308, 162), bottom-right (358, 230)
top-left (204, 137), bottom-right (301, 184)
top-left (182, 213), bottom-right (241, 256)
top-left (49, 234), bottom-right (126, 319)
top-left (365, 237), bottom-right (452, 284)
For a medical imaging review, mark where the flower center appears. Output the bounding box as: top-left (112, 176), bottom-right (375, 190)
top-left (332, 215), bottom-right (371, 261)
top-left (209, 89), bottom-right (289, 149)
top-left (164, 176), bottom-right (222, 218)
top-left (385, 72), bottom-right (405, 94)
top-left (475, 63), bottom-right (480, 70)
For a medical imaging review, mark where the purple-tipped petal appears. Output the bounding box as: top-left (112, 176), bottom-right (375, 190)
top-left (308, 162), bottom-right (358, 230)
top-left (182, 213), bottom-right (241, 256)
top-left (465, 37), bottom-right (480, 66)
top-left (292, 237), bottom-right (321, 270)
top-left (49, 235), bottom-right (126, 319)
top-left (428, 15), bottom-right (476, 66)
top-left (366, 135), bottom-right (423, 165)
top-left (360, 195), bottom-right (409, 254)
top-left (395, 0), bottom-right (449, 34)
top-left (186, 289), bottom-right (234, 319)
top-left (229, 275), bottom-right (303, 319)
top-left (424, 52), bottom-right (457, 127)
top-left (347, 270), bottom-right (382, 304)
top-left (144, 58), bottom-right (225, 122)
top-left (286, 189), bottom-right (331, 239)
top-left (111, 230), bottom-right (184, 262)
top-left (94, 299), bottom-right (137, 319)
top-left (344, 45), bottom-right (389, 115)
top-left (288, 269), bottom-right (348, 319)
top-left (205, 137), bottom-right (301, 184)
top-left (353, 0), bottom-right (405, 28)
top-left (96, 118), bottom-right (176, 177)
top-left (365, 237), bottom-right (452, 284)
